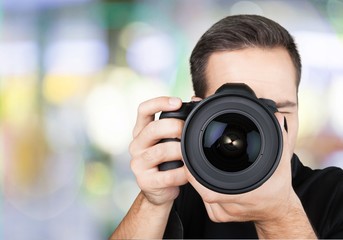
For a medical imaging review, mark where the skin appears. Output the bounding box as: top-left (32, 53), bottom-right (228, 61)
top-left (110, 47), bottom-right (317, 239)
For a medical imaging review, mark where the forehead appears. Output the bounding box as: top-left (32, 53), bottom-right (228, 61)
top-left (204, 47), bottom-right (297, 103)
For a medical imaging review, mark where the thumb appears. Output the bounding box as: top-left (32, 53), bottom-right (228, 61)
top-left (191, 96), bottom-right (203, 102)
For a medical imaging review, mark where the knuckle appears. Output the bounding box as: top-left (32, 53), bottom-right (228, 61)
top-left (132, 127), bottom-right (139, 138)
top-left (207, 204), bottom-right (238, 223)
top-left (202, 192), bottom-right (218, 204)
top-left (207, 205), bottom-right (225, 223)
top-left (128, 141), bottom-right (135, 157)
top-left (210, 212), bottom-right (222, 223)
top-left (152, 145), bottom-right (163, 159)
top-left (140, 145), bottom-right (164, 164)
top-left (146, 121), bottom-right (158, 137)
top-left (130, 157), bottom-right (139, 174)
top-left (141, 148), bottom-right (154, 162)
top-left (137, 101), bottom-right (147, 115)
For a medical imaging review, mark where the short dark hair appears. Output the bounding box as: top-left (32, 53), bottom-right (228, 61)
top-left (190, 14), bottom-right (301, 98)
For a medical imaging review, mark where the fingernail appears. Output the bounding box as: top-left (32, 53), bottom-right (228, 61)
top-left (191, 96), bottom-right (202, 102)
top-left (169, 97), bottom-right (181, 106)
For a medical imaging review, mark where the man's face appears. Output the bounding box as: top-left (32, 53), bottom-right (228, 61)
top-left (204, 47), bottom-right (299, 155)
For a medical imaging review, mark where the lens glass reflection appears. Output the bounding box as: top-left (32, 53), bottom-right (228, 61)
top-left (203, 113), bottom-right (261, 172)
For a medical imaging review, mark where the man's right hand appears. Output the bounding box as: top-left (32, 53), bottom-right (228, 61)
top-left (129, 96), bottom-right (188, 206)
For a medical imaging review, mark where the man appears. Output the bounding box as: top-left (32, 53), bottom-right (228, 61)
top-left (110, 15), bottom-right (343, 239)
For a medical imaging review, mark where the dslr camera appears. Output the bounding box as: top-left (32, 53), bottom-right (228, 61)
top-left (158, 83), bottom-right (283, 194)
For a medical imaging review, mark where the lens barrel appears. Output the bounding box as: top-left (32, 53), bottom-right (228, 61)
top-left (181, 83), bottom-right (283, 194)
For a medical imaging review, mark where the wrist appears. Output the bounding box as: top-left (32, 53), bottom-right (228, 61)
top-left (255, 191), bottom-right (317, 239)
top-left (139, 191), bottom-right (174, 216)
top-left (257, 189), bottom-right (299, 223)
top-left (111, 192), bottom-right (174, 239)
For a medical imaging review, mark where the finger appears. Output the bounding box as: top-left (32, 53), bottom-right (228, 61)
top-left (143, 167), bottom-right (188, 189)
top-left (130, 141), bottom-right (182, 172)
top-left (208, 203), bottom-right (227, 222)
top-left (130, 118), bottom-right (184, 154)
top-left (204, 202), bottom-right (217, 222)
top-left (133, 97), bottom-right (182, 138)
top-left (206, 202), bottom-right (244, 223)
top-left (191, 96), bottom-right (203, 102)
top-left (204, 202), bottom-right (235, 223)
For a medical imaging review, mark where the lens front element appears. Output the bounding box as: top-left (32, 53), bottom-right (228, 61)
top-left (203, 113), bottom-right (261, 172)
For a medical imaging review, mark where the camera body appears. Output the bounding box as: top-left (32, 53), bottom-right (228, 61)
top-left (159, 83), bottom-right (283, 194)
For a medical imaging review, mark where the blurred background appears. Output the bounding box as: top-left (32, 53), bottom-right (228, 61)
top-left (1, 0), bottom-right (343, 239)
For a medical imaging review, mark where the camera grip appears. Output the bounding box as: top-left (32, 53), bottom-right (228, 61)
top-left (157, 102), bottom-right (195, 171)
top-left (158, 139), bottom-right (184, 171)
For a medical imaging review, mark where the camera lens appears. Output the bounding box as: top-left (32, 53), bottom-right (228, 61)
top-left (181, 84), bottom-right (282, 194)
top-left (203, 113), bottom-right (261, 172)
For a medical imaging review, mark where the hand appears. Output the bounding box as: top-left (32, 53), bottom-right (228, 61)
top-left (185, 113), bottom-right (297, 223)
top-left (129, 97), bottom-right (188, 206)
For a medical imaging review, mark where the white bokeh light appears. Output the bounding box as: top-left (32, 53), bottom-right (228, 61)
top-left (45, 40), bottom-right (108, 75)
top-left (295, 31), bottom-right (343, 70)
top-left (322, 151), bottom-right (343, 169)
top-left (230, 1), bottom-right (263, 15)
top-left (0, 41), bottom-right (38, 75)
top-left (84, 67), bottom-right (168, 155)
top-left (328, 76), bottom-right (343, 138)
top-left (126, 33), bottom-right (176, 76)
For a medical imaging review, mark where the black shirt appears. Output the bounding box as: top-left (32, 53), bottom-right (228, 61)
top-left (163, 154), bottom-right (343, 239)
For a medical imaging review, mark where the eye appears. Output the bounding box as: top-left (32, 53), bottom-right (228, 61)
top-left (275, 101), bottom-right (297, 113)
top-left (277, 106), bottom-right (297, 115)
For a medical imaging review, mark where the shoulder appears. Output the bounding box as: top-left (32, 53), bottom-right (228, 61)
top-left (292, 154), bottom-right (343, 238)
top-left (292, 154), bottom-right (343, 197)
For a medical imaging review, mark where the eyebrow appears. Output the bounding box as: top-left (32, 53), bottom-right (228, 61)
top-left (276, 100), bottom-right (297, 109)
